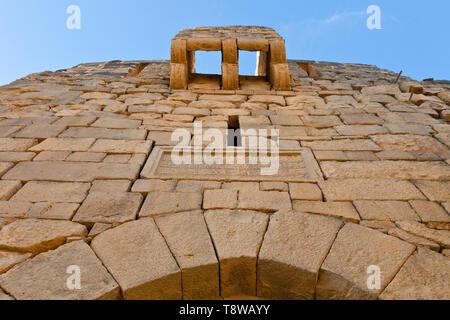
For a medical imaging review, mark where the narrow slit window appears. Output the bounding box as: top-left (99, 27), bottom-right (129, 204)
top-left (227, 115), bottom-right (242, 147)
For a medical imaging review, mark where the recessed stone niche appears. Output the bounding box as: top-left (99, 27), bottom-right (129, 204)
top-left (141, 147), bottom-right (323, 182)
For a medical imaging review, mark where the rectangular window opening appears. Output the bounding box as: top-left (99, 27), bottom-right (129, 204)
top-left (194, 51), bottom-right (222, 75)
top-left (238, 51), bottom-right (258, 76)
top-left (227, 115), bottom-right (242, 147)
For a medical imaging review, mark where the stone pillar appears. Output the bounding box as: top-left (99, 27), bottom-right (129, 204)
top-left (256, 51), bottom-right (268, 77)
top-left (268, 40), bottom-right (291, 90)
top-left (170, 39), bottom-right (189, 90)
top-left (221, 38), bottom-right (239, 90)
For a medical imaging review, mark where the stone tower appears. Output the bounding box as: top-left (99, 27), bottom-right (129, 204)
top-left (0, 26), bottom-right (449, 301)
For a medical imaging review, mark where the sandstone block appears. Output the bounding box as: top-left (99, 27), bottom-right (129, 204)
top-left (414, 180), bottom-right (450, 202)
top-left (302, 139), bottom-right (381, 151)
top-left (409, 200), bottom-right (450, 223)
top-left (320, 179), bottom-right (425, 201)
top-left (316, 223), bottom-right (415, 299)
top-left (204, 210), bottom-right (268, 297)
top-left (90, 139), bottom-right (153, 154)
top-left (258, 210), bottom-right (343, 299)
top-left (238, 190), bottom-right (292, 212)
top-left (0, 138), bottom-right (37, 152)
top-left (60, 127), bottom-right (146, 140)
top-left (380, 248), bottom-right (450, 300)
top-left (91, 219), bottom-right (181, 299)
top-left (11, 181), bottom-right (89, 203)
top-left (139, 192), bottom-right (202, 217)
top-left (353, 200), bottom-right (420, 221)
top-left (289, 183), bottom-right (322, 200)
top-left (91, 180), bottom-right (131, 193)
top-left (396, 221), bottom-right (450, 248)
top-left (320, 161), bottom-right (450, 180)
top-left (293, 201), bottom-right (360, 223)
top-left (155, 211), bottom-right (219, 299)
top-left (0, 241), bottom-right (120, 300)
top-left (0, 180), bottom-right (22, 201)
top-left (0, 250), bottom-right (32, 274)
top-left (3, 162), bottom-right (141, 182)
top-left (73, 192), bottom-right (142, 227)
top-left (30, 138), bottom-right (95, 152)
top-left (388, 228), bottom-right (440, 252)
top-left (0, 219), bottom-right (87, 254)
top-left (203, 189), bottom-right (237, 210)
top-left (371, 135), bottom-right (448, 152)
top-left (131, 179), bottom-right (176, 193)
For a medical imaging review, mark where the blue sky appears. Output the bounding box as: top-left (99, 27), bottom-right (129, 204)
top-left (1, 0), bottom-right (449, 85)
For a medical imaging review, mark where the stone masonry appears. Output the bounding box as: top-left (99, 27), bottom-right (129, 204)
top-left (0, 26), bottom-right (449, 300)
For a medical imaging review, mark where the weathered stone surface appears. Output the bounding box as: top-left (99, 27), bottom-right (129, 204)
top-left (91, 180), bottom-right (131, 193)
top-left (91, 219), bottom-right (181, 300)
top-left (414, 180), bottom-right (450, 202)
top-left (3, 161), bottom-right (141, 182)
top-left (380, 248), bottom-right (450, 300)
top-left (258, 210), bottom-right (342, 299)
top-left (73, 192), bottom-right (143, 227)
top-left (316, 223), bottom-right (415, 299)
top-left (353, 200), bottom-right (420, 221)
top-left (90, 139), bottom-right (153, 154)
top-left (320, 161), bottom-right (450, 180)
top-left (396, 221), bottom-right (450, 249)
top-left (340, 114), bottom-right (383, 125)
top-left (11, 181), bottom-right (89, 203)
top-left (139, 192), bottom-right (202, 217)
top-left (238, 190), bottom-right (292, 212)
top-left (27, 202), bottom-right (80, 220)
top-left (91, 117), bottom-right (141, 129)
top-left (175, 180), bottom-right (221, 193)
top-left (293, 201), bottom-right (360, 223)
top-left (33, 150), bottom-right (71, 161)
top-left (302, 139), bottom-right (381, 151)
top-left (0, 162), bottom-right (13, 177)
top-left (0, 201), bottom-right (32, 218)
top-left (131, 179), bottom-right (176, 193)
top-left (0, 241), bottom-right (120, 300)
top-left (388, 228), bottom-right (440, 251)
top-left (0, 250), bottom-right (32, 274)
top-left (66, 152), bottom-right (106, 162)
top-left (2, 35), bottom-right (450, 300)
top-left (335, 125), bottom-right (387, 136)
top-left (0, 180), bottom-right (22, 201)
top-left (301, 115), bottom-right (342, 128)
top-left (204, 210), bottom-right (268, 297)
top-left (155, 211), bottom-right (219, 299)
top-left (289, 183), bottom-right (322, 200)
top-left (360, 220), bottom-right (396, 233)
top-left (203, 189), bottom-right (237, 209)
top-left (0, 287), bottom-right (13, 300)
top-left (222, 182), bottom-right (260, 192)
top-left (0, 219), bottom-right (87, 254)
top-left (60, 127), bottom-right (146, 140)
top-left (371, 135), bottom-right (448, 152)
top-left (409, 200), bottom-right (450, 223)
top-left (320, 179), bottom-right (425, 201)
top-left (0, 138), bottom-right (36, 152)
top-left (30, 138), bottom-right (95, 152)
